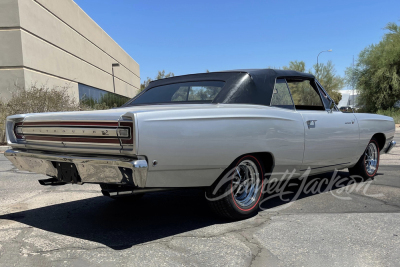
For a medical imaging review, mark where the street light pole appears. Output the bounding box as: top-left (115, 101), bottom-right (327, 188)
top-left (316, 49), bottom-right (332, 74)
top-left (112, 63), bottom-right (120, 93)
top-left (352, 55), bottom-right (355, 109)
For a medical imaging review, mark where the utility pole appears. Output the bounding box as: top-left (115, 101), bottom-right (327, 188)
top-left (352, 56), bottom-right (354, 109)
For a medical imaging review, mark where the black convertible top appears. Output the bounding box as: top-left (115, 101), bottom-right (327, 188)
top-left (128, 69), bottom-right (316, 106)
top-left (222, 69), bottom-right (314, 79)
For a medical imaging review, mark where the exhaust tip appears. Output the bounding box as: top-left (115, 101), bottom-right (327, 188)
top-left (101, 189), bottom-right (134, 197)
top-left (38, 178), bottom-right (67, 186)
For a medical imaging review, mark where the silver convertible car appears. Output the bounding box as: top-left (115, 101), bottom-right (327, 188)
top-left (4, 69), bottom-right (397, 219)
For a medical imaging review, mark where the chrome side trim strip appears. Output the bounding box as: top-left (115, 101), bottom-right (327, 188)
top-left (4, 149), bottom-right (148, 187)
top-left (299, 162), bottom-right (351, 172)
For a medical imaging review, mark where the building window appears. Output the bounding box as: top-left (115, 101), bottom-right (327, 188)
top-left (78, 84), bottom-right (129, 108)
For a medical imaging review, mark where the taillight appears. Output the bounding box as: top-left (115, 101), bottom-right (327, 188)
top-left (117, 128), bottom-right (130, 138)
top-left (118, 120), bottom-right (133, 145)
top-left (14, 122), bottom-right (24, 139)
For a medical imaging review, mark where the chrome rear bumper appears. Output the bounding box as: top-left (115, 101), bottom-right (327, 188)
top-left (4, 149), bottom-right (148, 187)
top-left (385, 141), bottom-right (396, 154)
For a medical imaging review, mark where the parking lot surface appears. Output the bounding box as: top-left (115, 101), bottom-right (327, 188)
top-left (0, 133), bottom-right (399, 266)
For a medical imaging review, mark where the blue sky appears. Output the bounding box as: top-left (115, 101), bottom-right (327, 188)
top-left (75, 0), bottom-right (399, 90)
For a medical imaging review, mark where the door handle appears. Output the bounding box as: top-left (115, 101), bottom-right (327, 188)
top-left (306, 120), bottom-right (317, 129)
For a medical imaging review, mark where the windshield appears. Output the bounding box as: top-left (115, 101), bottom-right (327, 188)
top-left (126, 81), bottom-right (225, 106)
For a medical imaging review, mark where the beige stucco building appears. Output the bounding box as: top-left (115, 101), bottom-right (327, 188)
top-left (0, 0), bottom-right (140, 103)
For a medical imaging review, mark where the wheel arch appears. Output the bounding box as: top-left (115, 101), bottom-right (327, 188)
top-left (210, 152), bottom-right (275, 188)
top-left (372, 133), bottom-right (386, 151)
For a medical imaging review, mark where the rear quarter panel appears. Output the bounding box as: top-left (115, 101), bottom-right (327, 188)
top-left (136, 104), bottom-right (305, 187)
top-left (354, 113), bottom-right (395, 154)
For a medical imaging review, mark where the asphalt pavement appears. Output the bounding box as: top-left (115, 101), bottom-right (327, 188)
top-left (0, 133), bottom-right (399, 266)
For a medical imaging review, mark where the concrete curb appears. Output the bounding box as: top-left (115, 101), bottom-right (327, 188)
top-left (0, 146), bottom-right (11, 152)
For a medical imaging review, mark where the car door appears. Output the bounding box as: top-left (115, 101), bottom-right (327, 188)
top-left (269, 78), bottom-right (306, 176)
top-left (286, 78), bottom-right (360, 174)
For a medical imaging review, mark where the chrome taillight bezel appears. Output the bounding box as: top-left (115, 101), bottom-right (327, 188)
top-left (13, 122), bottom-right (25, 140)
top-left (118, 116), bottom-right (135, 154)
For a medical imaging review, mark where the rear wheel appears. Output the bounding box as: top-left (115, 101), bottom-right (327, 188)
top-left (349, 138), bottom-right (380, 179)
top-left (100, 184), bottom-right (144, 201)
top-left (206, 155), bottom-right (265, 220)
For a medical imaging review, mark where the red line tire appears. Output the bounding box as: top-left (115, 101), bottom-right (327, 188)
top-left (349, 138), bottom-right (380, 180)
top-left (206, 155), bottom-right (265, 220)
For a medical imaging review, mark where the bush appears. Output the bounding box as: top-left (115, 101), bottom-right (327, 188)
top-left (0, 83), bottom-right (131, 144)
top-left (0, 84), bottom-right (82, 144)
top-left (376, 108), bottom-right (400, 124)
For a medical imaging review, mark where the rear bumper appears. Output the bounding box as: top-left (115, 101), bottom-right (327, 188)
top-left (4, 149), bottom-right (148, 187)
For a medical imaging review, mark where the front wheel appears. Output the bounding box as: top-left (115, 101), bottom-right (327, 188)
top-left (206, 155), bottom-right (265, 220)
top-left (349, 137), bottom-right (380, 179)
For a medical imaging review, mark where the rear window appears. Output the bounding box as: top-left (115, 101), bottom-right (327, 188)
top-left (127, 81), bottom-right (225, 105)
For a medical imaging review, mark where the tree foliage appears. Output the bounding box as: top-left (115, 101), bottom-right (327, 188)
top-left (140, 70), bottom-right (174, 91)
top-left (0, 83), bottom-right (126, 143)
top-left (0, 84), bottom-right (83, 143)
top-left (282, 60), bottom-right (344, 104)
top-left (313, 61), bottom-right (344, 104)
top-left (283, 60), bottom-right (306, 73)
top-left (345, 22), bottom-right (400, 112)
top-left (3, 84), bottom-right (80, 116)
top-left (80, 92), bottom-right (129, 109)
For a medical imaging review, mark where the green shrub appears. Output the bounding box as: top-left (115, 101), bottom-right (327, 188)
top-left (376, 108), bottom-right (400, 124)
top-left (0, 84), bottom-right (131, 144)
top-left (0, 84), bottom-right (82, 144)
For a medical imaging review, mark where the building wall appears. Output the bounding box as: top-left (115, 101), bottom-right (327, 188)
top-left (338, 90), bottom-right (359, 108)
top-left (0, 0), bottom-right (139, 102)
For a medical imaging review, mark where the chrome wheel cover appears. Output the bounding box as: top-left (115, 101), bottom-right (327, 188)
top-left (232, 160), bottom-right (261, 207)
top-left (365, 142), bottom-right (378, 175)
